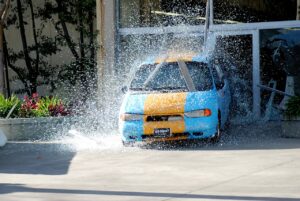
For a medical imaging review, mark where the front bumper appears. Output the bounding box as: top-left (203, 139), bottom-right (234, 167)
top-left (119, 116), bottom-right (218, 143)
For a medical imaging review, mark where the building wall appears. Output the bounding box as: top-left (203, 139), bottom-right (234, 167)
top-left (5, 0), bottom-right (79, 97)
top-left (96, 0), bottom-right (300, 119)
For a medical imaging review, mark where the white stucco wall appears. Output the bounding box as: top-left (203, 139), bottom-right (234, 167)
top-left (5, 0), bottom-right (81, 97)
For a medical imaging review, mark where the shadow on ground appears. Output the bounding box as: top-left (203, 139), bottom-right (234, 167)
top-left (0, 183), bottom-right (299, 201)
top-left (0, 122), bottom-right (300, 176)
top-left (0, 143), bottom-right (76, 175)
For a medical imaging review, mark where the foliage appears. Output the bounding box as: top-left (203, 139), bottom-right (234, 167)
top-left (4, 0), bottom-right (97, 100)
top-left (4, 0), bottom-right (60, 95)
top-left (0, 94), bottom-right (20, 118)
top-left (18, 93), bottom-right (39, 118)
top-left (39, 0), bottom-right (98, 99)
top-left (0, 93), bottom-right (69, 118)
top-left (19, 93), bottom-right (69, 118)
top-left (285, 96), bottom-right (300, 117)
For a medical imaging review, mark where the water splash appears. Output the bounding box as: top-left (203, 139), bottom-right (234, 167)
top-left (63, 129), bottom-right (123, 151)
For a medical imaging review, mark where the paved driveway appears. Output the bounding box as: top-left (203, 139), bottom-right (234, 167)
top-left (1, 123), bottom-right (300, 201)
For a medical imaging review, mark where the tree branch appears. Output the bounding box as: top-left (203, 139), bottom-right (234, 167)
top-left (88, 11), bottom-right (95, 61)
top-left (78, 2), bottom-right (85, 60)
top-left (4, 37), bottom-right (30, 95)
top-left (1, 0), bottom-right (11, 23)
top-left (56, 1), bottom-right (80, 60)
top-left (16, 0), bottom-right (33, 73)
top-left (28, 0), bottom-right (39, 74)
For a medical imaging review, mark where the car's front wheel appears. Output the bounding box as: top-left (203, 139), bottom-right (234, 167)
top-left (211, 118), bottom-right (221, 144)
top-left (122, 140), bottom-right (135, 147)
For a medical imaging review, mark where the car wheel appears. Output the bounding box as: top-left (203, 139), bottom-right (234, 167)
top-left (122, 140), bottom-right (135, 147)
top-left (211, 119), bottom-right (221, 144)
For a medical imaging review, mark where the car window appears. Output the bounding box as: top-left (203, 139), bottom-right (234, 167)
top-left (130, 64), bottom-right (156, 90)
top-left (186, 62), bottom-right (213, 91)
top-left (146, 63), bottom-right (187, 91)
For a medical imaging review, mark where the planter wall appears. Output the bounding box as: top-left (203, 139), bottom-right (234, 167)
top-left (281, 116), bottom-right (300, 138)
top-left (0, 117), bottom-right (79, 141)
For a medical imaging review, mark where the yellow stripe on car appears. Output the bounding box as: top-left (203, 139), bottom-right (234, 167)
top-left (143, 92), bottom-right (187, 134)
top-left (155, 52), bottom-right (197, 64)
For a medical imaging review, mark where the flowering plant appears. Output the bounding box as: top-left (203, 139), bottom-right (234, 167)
top-left (19, 93), bottom-right (69, 118)
top-left (19, 93), bottom-right (39, 117)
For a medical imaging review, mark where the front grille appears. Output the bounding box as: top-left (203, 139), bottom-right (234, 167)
top-left (192, 132), bottom-right (203, 136)
top-left (146, 115), bottom-right (183, 122)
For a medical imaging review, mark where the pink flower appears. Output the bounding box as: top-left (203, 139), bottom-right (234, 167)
top-left (32, 93), bottom-right (38, 99)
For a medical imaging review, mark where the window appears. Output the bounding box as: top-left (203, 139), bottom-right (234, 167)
top-left (120, 0), bottom-right (298, 28)
top-left (130, 63), bottom-right (188, 91)
top-left (214, 0), bottom-right (298, 24)
top-left (130, 61), bottom-right (213, 92)
top-left (186, 62), bottom-right (213, 91)
top-left (146, 63), bottom-right (187, 90)
top-left (119, 0), bottom-right (207, 28)
top-left (260, 28), bottom-right (300, 97)
top-left (130, 64), bottom-right (156, 89)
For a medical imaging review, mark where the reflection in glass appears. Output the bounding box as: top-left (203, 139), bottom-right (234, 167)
top-left (117, 34), bottom-right (204, 75)
top-left (214, 0), bottom-right (297, 24)
top-left (119, 0), bottom-right (298, 27)
top-left (261, 28), bottom-right (300, 98)
top-left (120, 0), bottom-right (207, 28)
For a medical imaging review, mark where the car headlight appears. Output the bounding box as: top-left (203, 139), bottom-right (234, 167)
top-left (120, 113), bottom-right (144, 121)
top-left (185, 109), bottom-right (212, 118)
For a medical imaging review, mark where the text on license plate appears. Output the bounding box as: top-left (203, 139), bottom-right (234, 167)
top-left (154, 128), bottom-right (171, 138)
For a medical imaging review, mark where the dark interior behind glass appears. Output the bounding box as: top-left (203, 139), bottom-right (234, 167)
top-left (130, 61), bottom-right (213, 92)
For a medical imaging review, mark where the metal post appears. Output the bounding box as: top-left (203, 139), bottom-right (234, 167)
top-left (209, 0), bottom-right (214, 25)
top-left (297, 0), bottom-right (300, 20)
top-left (96, 0), bottom-right (104, 78)
top-left (204, 0), bottom-right (210, 48)
top-left (252, 30), bottom-right (261, 118)
top-left (96, 0), bottom-right (116, 85)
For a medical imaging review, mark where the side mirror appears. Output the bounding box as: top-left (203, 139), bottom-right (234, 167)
top-left (121, 86), bottom-right (128, 94)
top-left (216, 83), bottom-right (224, 90)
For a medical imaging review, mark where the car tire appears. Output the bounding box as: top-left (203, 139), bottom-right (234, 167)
top-left (211, 119), bottom-right (221, 144)
top-left (122, 140), bottom-right (135, 147)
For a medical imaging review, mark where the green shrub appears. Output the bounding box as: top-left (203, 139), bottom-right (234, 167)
top-left (285, 96), bottom-right (300, 117)
top-left (19, 93), bottom-right (69, 118)
top-left (0, 94), bottom-right (21, 118)
top-left (0, 93), bottom-right (69, 118)
top-left (34, 96), bottom-right (68, 117)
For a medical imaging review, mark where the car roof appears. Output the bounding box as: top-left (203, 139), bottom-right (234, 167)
top-left (142, 52), bottom-right (210, 65)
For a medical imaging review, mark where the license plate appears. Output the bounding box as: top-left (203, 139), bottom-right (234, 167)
top-left (154, 128), bottom-right (171, 138)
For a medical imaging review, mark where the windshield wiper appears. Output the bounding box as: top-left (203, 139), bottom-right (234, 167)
top-left (129, 87), bottom-right (144, 91)
top-left (151, 87), bottom-right (187, 91)
top-left (130, 87), bottom-right (152, 91)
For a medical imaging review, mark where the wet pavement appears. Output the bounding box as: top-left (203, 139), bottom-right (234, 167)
top-left (1, 122), bottom-right (300, 201)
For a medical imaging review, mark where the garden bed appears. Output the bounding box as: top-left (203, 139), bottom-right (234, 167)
top-left (281, 116), bottom-right (300, 138)
top-left (0, 117), bottom-right (79, 141)
top-left (281, 96), bottom-right (300, 138)
top-left (0, 93), bottom-right (78, 141)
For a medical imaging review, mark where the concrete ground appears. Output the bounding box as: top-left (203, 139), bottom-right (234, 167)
top-left (0, 122), bottom-right (300, 201)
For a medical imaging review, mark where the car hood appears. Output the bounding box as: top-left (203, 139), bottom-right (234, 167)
top-left (120, 90), bottom-right (218, 115)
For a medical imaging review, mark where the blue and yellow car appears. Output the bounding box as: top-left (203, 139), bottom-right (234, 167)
top-left (119, 52), bottom-right (231, 145)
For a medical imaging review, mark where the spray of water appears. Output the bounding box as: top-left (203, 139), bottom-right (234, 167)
top-left (50, 4), bottom-right (260, 151)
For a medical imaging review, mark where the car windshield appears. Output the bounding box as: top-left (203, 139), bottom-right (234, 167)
top-left (186, 62), bottom-right (213, 91)
top-left (130, 62), bottom-right (213, 92)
